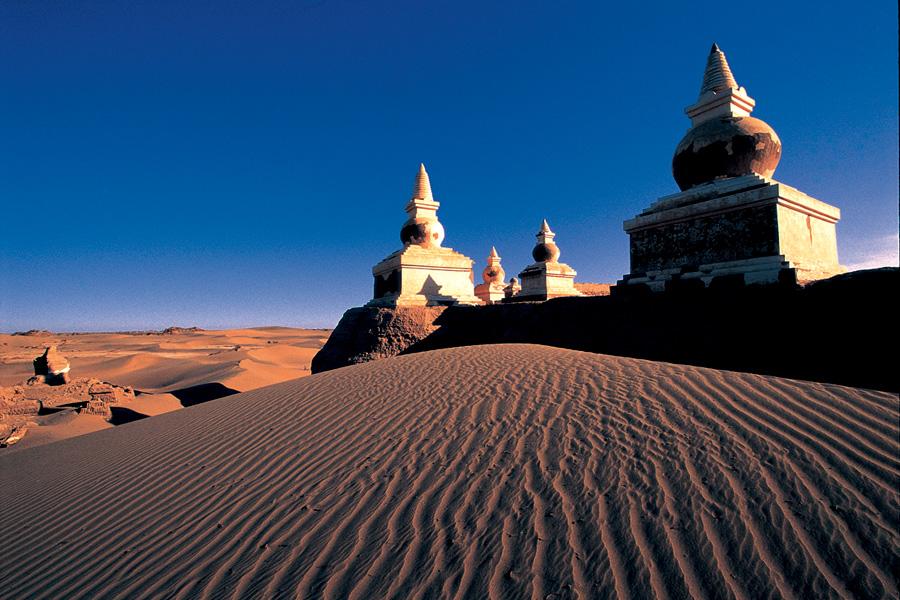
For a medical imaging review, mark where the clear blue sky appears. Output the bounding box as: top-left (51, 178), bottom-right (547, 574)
top-left (2, 0), bottom-right (897, 331)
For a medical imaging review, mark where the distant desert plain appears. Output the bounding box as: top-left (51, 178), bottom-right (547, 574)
top-left (0, 327), bottom-right (329, 450)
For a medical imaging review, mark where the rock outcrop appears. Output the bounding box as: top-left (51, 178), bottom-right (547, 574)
top-left (0, 375), bottom-right (135, 436)
top-left (311, 306), bottom-right (445, 373)
top-left (0, 388), bottom-right (41, 417)
top-left (0, 424), bottom-right (28, 447)
top-left (161, 327), bottom-right (204, 335)
top-left (32, 346), bottom-right (71, 385)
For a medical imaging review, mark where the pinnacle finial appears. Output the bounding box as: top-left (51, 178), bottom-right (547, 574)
top-left (412, 163), bottom-right (434, 202)
top-left (489, 246), bottom-right (500, 259)
top-left (700, 43), bottom-right (738, 95)
top-left (540, 219), bottom-right (553, 234)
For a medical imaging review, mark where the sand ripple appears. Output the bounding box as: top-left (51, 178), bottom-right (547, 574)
top-left (0, 344), bottom-right (897, 599)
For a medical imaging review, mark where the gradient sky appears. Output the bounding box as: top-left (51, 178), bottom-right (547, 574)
top-left (2, 0), bottom-right (897, 331)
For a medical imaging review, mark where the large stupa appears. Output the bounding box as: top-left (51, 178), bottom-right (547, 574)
top-left (368, 164), bottom-right (481, 307)
top-left (618, 44), bottom-right (845, 290)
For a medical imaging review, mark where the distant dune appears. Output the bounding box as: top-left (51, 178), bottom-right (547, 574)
top-left (1, 344), bottom-right (896, 598)
top-left (0, 327), bottom-right (328, 449)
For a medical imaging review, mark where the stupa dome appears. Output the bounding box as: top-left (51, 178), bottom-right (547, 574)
top-left (482, 247), bottom-right (505, 284)
top-left (400, 220), bottom-right (445, 247)
top-left (672, 44), bottom-right (781, 191)
top-left (672, 116), bottom-right (781, 190)
top-left (532, 220), bottom-right (561, 263)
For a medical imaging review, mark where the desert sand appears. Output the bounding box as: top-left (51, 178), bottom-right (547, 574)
top-left (0, 327), bottom-right (328, 449)
top-left (0, 344), bottom-right (896, 599)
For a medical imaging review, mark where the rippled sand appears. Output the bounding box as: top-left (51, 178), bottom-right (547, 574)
top-left (1, 344), bottom-right (896, 599)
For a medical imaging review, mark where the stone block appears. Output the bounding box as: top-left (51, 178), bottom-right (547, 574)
top-left (620, 176), bottom-right (844, 289)
top-left (370, 246), bottom-right (481, 307)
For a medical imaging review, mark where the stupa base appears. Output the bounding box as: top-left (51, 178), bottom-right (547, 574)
top-left (620, 176), bottom-right (845, 291)
top-left (369, 246), bottom-right (481, 307)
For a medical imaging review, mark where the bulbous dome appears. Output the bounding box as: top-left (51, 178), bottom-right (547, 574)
top-left (482, 263), bottom-right (505, 284)
top-left (672, 116), bottom-right (781, 191)
top-left (401, 219), bottom-right (445, 248)
top-left (532, 242), bottom-right (560, 263)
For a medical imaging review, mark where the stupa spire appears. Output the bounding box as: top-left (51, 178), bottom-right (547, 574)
top-left (489, 246), bottom-right (500, 259)
top-left (700, 43), bottom-right (738, 95)
top-left (412, 163), bottom-right (433, 202)
top-left (684, 43), bottom-right (755, 127)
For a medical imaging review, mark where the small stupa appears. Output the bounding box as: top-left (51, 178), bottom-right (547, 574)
top-left (619, 44), bottom-right (844, 290)
top-left (474, 247), bottom-right (507, 304)
top-left (515, 220), bottom-right (583, 301)
top-left (369, 164), bottom-right (481, 307)
top-left (504, 277), bottom-right (521, 300)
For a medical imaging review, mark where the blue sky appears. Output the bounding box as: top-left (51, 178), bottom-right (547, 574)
top-left (1, 0), bottom-right (897, 331)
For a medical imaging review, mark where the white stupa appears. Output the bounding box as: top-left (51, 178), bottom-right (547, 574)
top-left (368, 164), bottom-right (481, 307)
top-left (515, 220), bottom-right (583, 301)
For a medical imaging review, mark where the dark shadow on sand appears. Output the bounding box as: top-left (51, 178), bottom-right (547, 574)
top-left (171, 382), bottom-right (240, 407)
top-left (109, 406), bottom-right (150, 425)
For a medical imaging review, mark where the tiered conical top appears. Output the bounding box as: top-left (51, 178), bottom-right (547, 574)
top-left (539, 219), bottom-right (553, 235)
top-left (411, 163), bottom-right (433, 201)
top-left (532, 219), bottom-right (560, 263)
top-left (700, 43), bottom-right (738, 95)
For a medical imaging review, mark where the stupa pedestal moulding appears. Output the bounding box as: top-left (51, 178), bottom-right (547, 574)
top-left (619, 44), bottom-right (845, 291)
top-left (514, 220), bottom-right (583, 301)
top-left (368, 164), bottom-right (481, 307)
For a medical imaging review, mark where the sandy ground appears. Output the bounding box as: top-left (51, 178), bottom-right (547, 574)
top-left (0, 328), bottom-right (328, 449)
top-left (0, 344), bottom-right (896, 599)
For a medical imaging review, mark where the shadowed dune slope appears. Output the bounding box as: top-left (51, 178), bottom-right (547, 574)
top-left (0, 344), bottom-right (897, 599)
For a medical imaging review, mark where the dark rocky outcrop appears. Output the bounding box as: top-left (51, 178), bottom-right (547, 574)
top-left (313, 268), bottom-right (898, 392)
top-left (161, 326), bottom-right (204, 335)
top-left (312, 306), bottom-right (446, 373)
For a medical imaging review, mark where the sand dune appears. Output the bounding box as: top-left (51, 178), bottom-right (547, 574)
top-left (0, 344), bottom-right (896, 598)
top-left (0, 328), bottom-right (327, 449)
top-left (0, 328), bottom-right (327, 392)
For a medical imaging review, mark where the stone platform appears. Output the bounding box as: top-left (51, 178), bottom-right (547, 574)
top-left (515, 261), bottom-right (581, 301)
top-left (619, 175), bottom-right (845, 290)
top-left (369, 246), bottom-right (481, 307)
